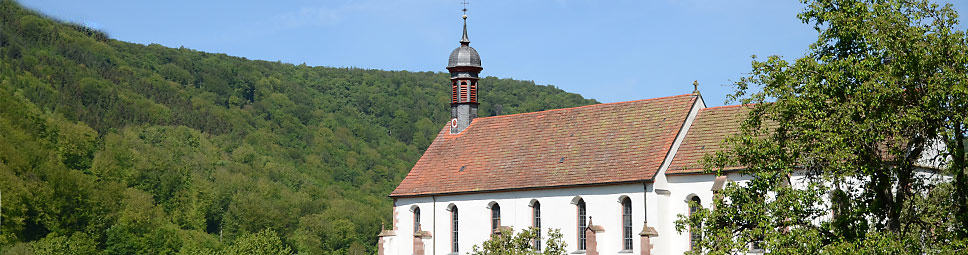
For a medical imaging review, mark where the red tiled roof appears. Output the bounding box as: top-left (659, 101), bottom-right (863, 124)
top-left (666, 105), bottom-right (754, 174)
top-left (390, 94), bottom-right (699, 197)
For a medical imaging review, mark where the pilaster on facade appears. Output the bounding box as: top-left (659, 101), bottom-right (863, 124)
top-left (392, 205), bottom-right (399, 232)
top-left (584, 218), bottom-right (605, 255)
top-left (377, 226), bottom-right (395, 255)
top-left (639, 224), bottom-right (658, 255)
top-left (492, 226), bottom-right (513, 236)
top-left (378, 208), bottom-right (399, 255)
top-left (413, 230), bottom-right (432, 255)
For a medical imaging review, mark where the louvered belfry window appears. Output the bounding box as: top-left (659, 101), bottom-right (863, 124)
top-left (469, 81), bottom-right (477, 102)
top-left (460, 81), bottom-right (468, 103)
top-left (451, 81), bottom-right (458, 103)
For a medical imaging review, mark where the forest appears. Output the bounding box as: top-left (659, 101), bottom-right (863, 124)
top-left (0, 1), bottom-right (598, 254)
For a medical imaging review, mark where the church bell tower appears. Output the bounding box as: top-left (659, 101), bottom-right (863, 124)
top-left (447, 11), bottom-right (482, 134)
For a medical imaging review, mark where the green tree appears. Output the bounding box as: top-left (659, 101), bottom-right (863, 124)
top-left (676, 0), bottom-right (968, 254)
top-left (221, 229), bottom-right (293, 255)
top-left (470, 228), bottom-right (567, 255)
top-left (29, 233), bottom-right (101, 255)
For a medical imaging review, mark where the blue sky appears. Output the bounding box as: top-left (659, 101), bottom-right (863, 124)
top-left (19, 0), bottom-right (968, 106)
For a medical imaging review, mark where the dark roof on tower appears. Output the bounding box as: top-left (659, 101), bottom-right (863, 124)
top-left (447, 18), bottom-right (482, 68)
top-left (448, 45), bottom-right (481, 68)
top-left (390, 94), bottom-right (699, 197)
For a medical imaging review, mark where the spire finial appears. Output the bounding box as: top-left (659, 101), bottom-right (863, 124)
top-left (460, 0), bottom-right (470, 44)
top-left (693, 80), bottom-right (700, 95)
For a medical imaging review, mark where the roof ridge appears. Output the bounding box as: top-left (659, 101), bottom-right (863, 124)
top-left (699, 103), bottom-right (757, 111)
top-left (474, 93), bottom-right (696, 121)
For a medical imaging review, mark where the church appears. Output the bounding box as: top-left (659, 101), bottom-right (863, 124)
top-left (375, 12), bottom-right (764, 255)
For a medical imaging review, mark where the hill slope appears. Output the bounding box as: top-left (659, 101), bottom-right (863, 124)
top-left (0, 1), bottom-right (597, 254)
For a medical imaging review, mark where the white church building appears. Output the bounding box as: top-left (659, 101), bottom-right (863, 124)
top-left (375, 12), bottom-right (943, 255)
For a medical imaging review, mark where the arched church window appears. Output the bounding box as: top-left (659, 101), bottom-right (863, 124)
top-left (452, 206), bottom-right (459, 252)
top-left (413, 207), bottom-right (421, 234)
top-left (533, 201), bottom-right (542, 251)
top-left (577, 199), bottom-right (587, 250)
top-left (689, 196), bottom-right (702, 251)
top-left (491, 203), bottom-right (501, 232)
top-left (622, 197), bottom-right (633, 250)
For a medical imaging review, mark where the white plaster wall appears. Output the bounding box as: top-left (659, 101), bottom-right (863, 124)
top-left (382, 235), bottom-right (398, 255)
top-left (392, 196), bottom-right (435, 255)
top-left (391, 183), bottom-right (650, 255)
top-left (389, 166), bottom-right (950, 255)
top-left (655, 173), bottom-right (753, 254)
top-left (918, 139), bottom-right (950, 169)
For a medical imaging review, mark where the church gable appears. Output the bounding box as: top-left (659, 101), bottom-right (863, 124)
top-left (390, 94), bottom-right (698, 197)
top-left (667, 104), bottom-right (754, 174)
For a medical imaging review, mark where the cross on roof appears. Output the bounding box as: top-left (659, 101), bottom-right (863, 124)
top-left (461, 0), bottom-right (469, 14)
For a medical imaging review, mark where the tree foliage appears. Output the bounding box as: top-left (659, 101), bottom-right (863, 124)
top-left (676, 0), bottom-right (968, 254)
top-left (470, 228), bottom-right (568, 255)
top-left (0, 0), bottom-right (597, 253)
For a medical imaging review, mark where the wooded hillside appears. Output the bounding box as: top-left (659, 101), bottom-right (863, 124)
top-left (0, 1), bottom-right (597, 253)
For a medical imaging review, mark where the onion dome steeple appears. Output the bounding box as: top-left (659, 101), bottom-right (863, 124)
top-left (448, 15), bottom-right (481, 68)
top-left (447, 6), bottom-right (483, 134)
top-left (460, 14), bottom-right (470, 43)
